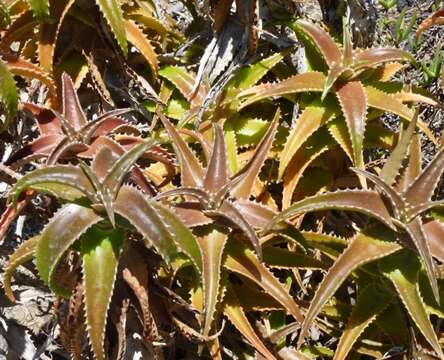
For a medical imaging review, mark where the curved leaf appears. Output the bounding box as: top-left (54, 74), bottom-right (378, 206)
top-left (335, 81), bottom-right (367, 171)
top-left (297, 225), bottom-right (401, 347)
top-left (238, 72), bottom-right (325, 109)
top-left (36, 204), bottom-right (102, 296)
top-left (354, 48), bottom-right (413, 70)
top-left (104, 140), bottom-right (154, 197)
top-left (404, 146), bottom-right (444, 208)
top-left (224, 290), bottom-right (277, 360)
top-left (198, 230), bottom-right (227, 336)
top-left (405, 218), bottom-right (439, 303)
top-left (159, 66), bottom-right (206, 107)
top-left (379, 251), bottom-right (444, 359)
top-left (270, 190), bottom-right (395, 231)
top-left (203, 124), bottom-right (229, 191)
top-left (333, 284), bottom-right (393, 360)
top-left (124, 20), bottom-right (158, 77)
top-left (81, 225), bottom-right (124, 360)
top-left (279, 104), bottom-right (336, 179)
top-left (12, 166), bottom-right (94, 204)
top-left (3, 235), bottom-right (40, 302)
top-left (158, 112), bottom-right (205, 187)
top-left (231, 108), bottom-right (279, 198)
top-left (151, 202), bottom-right (202, 273)
top-left (0, 59), bottom-right (18, 132)
top-left (114, 186), bottom-right (176, 262)
top-left (295, 20), bottom-right (341, 68)
top-left (95, 0), bottom-right (127, 56)
top-left (5, 55), bottom-right (56, 96)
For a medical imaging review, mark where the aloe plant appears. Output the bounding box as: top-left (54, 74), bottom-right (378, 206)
top-left (238, 20), bottom-right (435, 180)
top-left (269, 115), bottom-right (444, 358)
top-left (4, 141), bottom-right (200, 360)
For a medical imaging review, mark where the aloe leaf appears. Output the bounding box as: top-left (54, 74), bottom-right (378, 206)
top-left (238, 72), bottom-right (325, 109)
top-left (354, 48), bottom-right (414, 70)
top-left (198, 230), bottom-right (227, 336)
top-left (124, 20), bottom-right (158, 77)
top-left (210, 200), bottom-right (262, 259)
top-left (203, 124), bottom-right (229, 190)
top-left (404, 145), bottom-right (444, 208)
top-left (0, 59), bottom-right (18, 132)
top-left (159, 66), bottom-right (206, 107)
top-left (224, 290), bottom-right (277, 360)
top-left (279, 104), bottom-right (335, 179)
top-left (4, 235), bottom-right (40, 302)
top-left (28, 0), bottom-right (49, 21)
top-left (224, 120), bottom-right (239, 174)
top-left (333, 284), bottom-right (393, 360)
top-left (295, 20), bottom-right (342, 68)
top-left (12, 166), bottom-right (94, 205)
top-left (233, 199), bottom-right (278, 229)
top-left (36, 204), bottom-right (102, 296)
top-left (61, 73), bottom-right (88, 131)
top-left (95, 0), bottom-right (127, 56)
top-left (379, 250), bottom-right (444, 359)
top-left (326, 116), bottom-right (354, 161)
top-left (114, 186), bottom-right (177, 262)
top-left (151, 202), bottom-right (202, 273)
top-left (270, 190), bottom-right (395, 231)
top-left (5, 134), bottom-right (64, 166)
top-left (104, 140), bottom-right (154, 198)
top-left (225, 51), bottom-right (285, 100)
top-left (297, 225), bottom-right (401, 347)
top-left (282, 128), bottom-right (334, 209)
top-left (225, 241), bottom-right (304, 323)
top-left (423, 220), bottom-right (444, 263)
top-left (350, 168), bottom-right (404, 217)
top-left (38, 0), bottom-right (75, 73)
top-left (365, 85), bottom-right (413, 120)
top-left (323, 65), bottom-right (348, 100)
top-left (397, 133), bottom-right (422, 193)
top-left (405, 218), bottom-right (440, 303)
top-left (158, 112), bottom-right (205, 187)
top-left (231, 108), bottom-right (279, 199)
top-left (335, 81), bottom-right (367, 171)
top-left (416, 9), bottom-right (444, 38)
top-left (81, 225), bottom-right (124, 360)
top-left (375, 302), bottom-right (409, 345)
top-left (380, 109), bottom-right (418, 186)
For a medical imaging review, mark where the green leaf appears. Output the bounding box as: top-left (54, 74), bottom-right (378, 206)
top-left (298, 225), bottom-right (401, 347)
top-left (4, 235), bottom-right (40, 302)
top-left (0, 59), bottom-right (18, 132)
top-left (334, 284), bottom-right (393, 360)
top-left (36, 204), bottom-right (102, 296)
top-left (28, 0), bottom-right (50, 21)
top-left (379, 250), bottom-right (444, 359)
top-left (95, 0), bottom-right (127, 56)
top-left (81, 225), bottom-right (124, 360)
